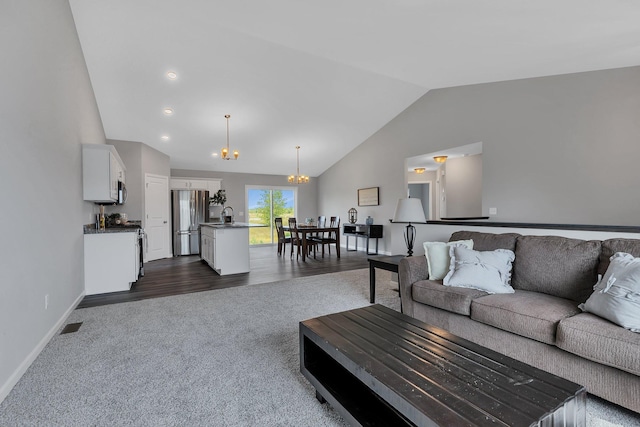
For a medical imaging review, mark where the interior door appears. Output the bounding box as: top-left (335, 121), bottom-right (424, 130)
top-left (145, 174), bottom-right (171, 261)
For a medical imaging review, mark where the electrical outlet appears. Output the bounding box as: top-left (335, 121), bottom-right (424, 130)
top-left (45, 294), bottom-right (49, 310)
top-left (239, 211), bottom-right (244, 217)
top-left (489, 207), bottom-right (498, 215)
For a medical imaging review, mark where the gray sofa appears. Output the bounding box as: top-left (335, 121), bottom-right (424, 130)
top-left (398, 230), bottom-right (640, 413)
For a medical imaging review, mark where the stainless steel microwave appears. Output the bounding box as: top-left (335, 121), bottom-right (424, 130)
top-left (117, 180), bottom-right (127, 204)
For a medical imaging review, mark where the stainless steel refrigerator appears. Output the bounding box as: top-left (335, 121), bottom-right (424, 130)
top-left (171, 190), bottom-right (210, 256)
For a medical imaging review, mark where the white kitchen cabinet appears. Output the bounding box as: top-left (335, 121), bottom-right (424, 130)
top-left (83, 144), bottom-right (126, 203)
top-left (84, 232), bottom-right (139, 295)
top-left (207, 179), bottom-right (221, 194)
top-left (200, 226), bottom-right (215, 267)
top-left (170, 178), bottom-right (221, 192)
top-left (200, 224), bottom-right (249, 275)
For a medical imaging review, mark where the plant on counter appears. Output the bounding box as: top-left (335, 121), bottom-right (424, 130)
top-left (210, 189), bottom-right (227, 206)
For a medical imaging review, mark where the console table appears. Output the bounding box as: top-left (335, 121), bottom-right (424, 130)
top-left (343, 224), bottom-right (383, 255)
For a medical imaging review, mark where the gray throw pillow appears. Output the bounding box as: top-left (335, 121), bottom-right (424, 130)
top-left (580, 252), bottom-right (640, 332)
top-left (443, 246), bottom-right (516, 294)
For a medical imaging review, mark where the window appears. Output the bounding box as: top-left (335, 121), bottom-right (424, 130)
top-left (246, 186), bottom-right (296, 245)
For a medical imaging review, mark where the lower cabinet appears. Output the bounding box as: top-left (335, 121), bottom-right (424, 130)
top-left (84, 232), bottom-right (139, 295)
top-left (201, 227), bottom-right (215, 267)
top-left (200, 225), bottom-right (249, 275)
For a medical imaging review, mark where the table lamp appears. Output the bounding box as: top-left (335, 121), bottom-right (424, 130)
top-left (392, 198), bottom-right (426, 256)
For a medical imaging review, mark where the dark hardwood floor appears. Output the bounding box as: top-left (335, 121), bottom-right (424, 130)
top-left (78, 245), bottom-right (370, 309)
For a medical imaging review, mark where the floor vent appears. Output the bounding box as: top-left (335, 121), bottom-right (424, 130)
top-left (60, 322), bottom-right (83, 334)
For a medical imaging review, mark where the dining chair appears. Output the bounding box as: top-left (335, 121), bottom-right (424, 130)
top-left (314, 216), bottom-right (340, 258)
top-left (288, 218), bottom-right (304, 259)
top-left (309, 216), bottom-right (326, 258)
top-left (274, 217), bottom-right (290, 256)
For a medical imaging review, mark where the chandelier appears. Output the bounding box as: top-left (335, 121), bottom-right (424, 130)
top-left (288, 146), bottom-right (309, 184)
top-left (221, 114), bottom-right (239, 160)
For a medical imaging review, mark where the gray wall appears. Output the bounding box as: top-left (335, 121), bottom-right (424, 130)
top-left (106, 139), bottom-right (171, 221)
top-left (0, 0), bottom-right (106, 401)
top-left (171, 169), bottom-right (318, 222)
top-left (444, 154), bottom-right (482, 218)
top-left (318, 65), bottom-right (640, 255)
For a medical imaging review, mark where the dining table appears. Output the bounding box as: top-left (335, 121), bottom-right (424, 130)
top-left (283, 224), bottom-right (340, 262)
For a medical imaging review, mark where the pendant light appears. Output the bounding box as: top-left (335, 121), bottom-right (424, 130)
top-left (288, 146), bottom-right (309, 184)
top-left (221, 114), bottom-right (239, 160)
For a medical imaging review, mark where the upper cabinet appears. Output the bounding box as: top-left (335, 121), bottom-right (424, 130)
top-left (170, 178), bottom-right (221, 194)
top-left (82, 144), bottom-right (126, 203)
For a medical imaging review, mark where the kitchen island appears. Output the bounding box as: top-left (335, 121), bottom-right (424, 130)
top-left (200, 222), bottom-right (265, 275)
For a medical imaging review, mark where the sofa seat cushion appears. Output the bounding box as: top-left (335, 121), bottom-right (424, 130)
top-left (412, 280), bottom-right (488, 316)
top-left (470, 290), bottom-right (581, 345)
top-left (557, 313), bottom-right (640, 376)
top-left (512, 235), bottom-right (601, 303)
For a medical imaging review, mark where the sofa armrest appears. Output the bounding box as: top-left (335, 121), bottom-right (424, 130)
top-left (399, 256), bottom-right (428, 317)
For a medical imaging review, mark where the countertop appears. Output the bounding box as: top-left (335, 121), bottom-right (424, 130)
top-left (200, 222), bottom-right (267, 228)
top-left (84, 222), bottom-right (142, 234)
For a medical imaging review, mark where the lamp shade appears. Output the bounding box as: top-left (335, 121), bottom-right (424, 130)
top-left (393, 198), bottom-right (426, 223)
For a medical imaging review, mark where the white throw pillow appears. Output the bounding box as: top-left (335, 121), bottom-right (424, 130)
top-left (443, 246), bottom-right (516, 294)
top-left (580, 252), bottom-right (640, 333)
top-left (423, 240), bottom-right (474, 280)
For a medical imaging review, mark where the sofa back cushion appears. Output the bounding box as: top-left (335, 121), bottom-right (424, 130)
top-left (599, 238), bottom-right (640, 276)
top-left (449, 231), bottom-right (520, 252)
top-left (512, 235), bottom-right (601, 303)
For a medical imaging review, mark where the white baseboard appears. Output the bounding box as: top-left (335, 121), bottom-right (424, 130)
top-left (339, 243), bottom-right (391, 256)
top-left (0, 291), bottom-right (85, 404)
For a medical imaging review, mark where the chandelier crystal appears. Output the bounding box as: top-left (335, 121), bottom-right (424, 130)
top-left (221, 114), bottom-right (239, 160)
top-left (288, 146), bottom-right (309, 184)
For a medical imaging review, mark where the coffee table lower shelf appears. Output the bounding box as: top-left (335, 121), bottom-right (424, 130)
top-left (300, 305), bottom-right (586, 427)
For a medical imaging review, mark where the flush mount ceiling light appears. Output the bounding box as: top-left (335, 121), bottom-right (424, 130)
top-left (163, 107), bottom-right (174, 116)
top-left (414, 167), bottom-right (426, 174)
top-left (433, 155), bottom-right (448, 163)
top-left (160, 135), bottom-right (170, 141)
top-left (220, 114), bottom-right (239, 160)
top-left (288, 146), bottom-right (309, 184)
top-left (166, 71), bottom-right (177, 80)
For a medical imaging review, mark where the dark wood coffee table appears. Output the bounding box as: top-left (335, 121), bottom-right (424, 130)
top-left (300, 305), bottom-right (586, 427)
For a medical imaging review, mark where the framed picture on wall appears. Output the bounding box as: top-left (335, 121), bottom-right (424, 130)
top-left (358, 187), bottom-right (379, 206)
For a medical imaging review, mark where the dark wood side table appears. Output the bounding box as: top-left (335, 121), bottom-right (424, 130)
top-left (368, 255), bottom-right (405, 305)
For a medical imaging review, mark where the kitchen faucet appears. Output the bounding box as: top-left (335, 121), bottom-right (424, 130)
top-left (222, 206), bottom-right (234, 223)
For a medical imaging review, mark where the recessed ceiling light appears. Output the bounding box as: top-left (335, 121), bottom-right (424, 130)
top-left (161, 135), bottom-right (170, 141)
top-left (166, 71), bottom-right (177, 80)
top-left (163, 108), bottom-right (173, 116)
top-left (211, 152), bottom-right (218, 157)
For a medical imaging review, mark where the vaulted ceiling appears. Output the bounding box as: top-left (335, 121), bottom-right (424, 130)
top-left (69, 0), bottom-right (640, 176)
